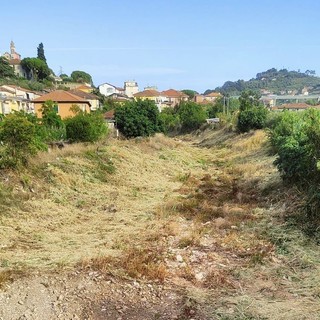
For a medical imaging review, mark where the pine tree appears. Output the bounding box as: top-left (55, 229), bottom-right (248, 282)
top-left (37, 42), bottom-right (47, 64)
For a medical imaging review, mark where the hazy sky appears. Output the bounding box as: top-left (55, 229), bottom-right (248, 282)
top-left (1, 0), bottom-right (319, 93)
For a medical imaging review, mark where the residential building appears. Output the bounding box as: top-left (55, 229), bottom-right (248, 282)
top-left (61, 82), bottom-right (92, 90)
top-left (98, 83), bottom-right (125, 97)
top-left (0, 85), bottom-right (41, 114)
top-left (194, 92), bottom-right (221, 104)
top-left (104, 109), bottom-right (115, 129)
top-left (0, 86), bottom-right (29, 114)
top-left (161, 89), bottom-right (188, 108)
top-left (76, 84), bottom-right (94, 93)
top-left (107, 93), bottom-right (131, 103)
top-left (69, 89), bottom-right (100, 111)
top-left (124, 81), bottom-right (139, 98)
top-left (33, 90), bottom-right (91, 119)
top-left (204, 92), bottom-right (221, 102)
top-left (133, 89), bottom-right (165, 111)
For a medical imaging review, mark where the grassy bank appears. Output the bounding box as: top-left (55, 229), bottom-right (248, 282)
top-left (0, 130), bottom-right (319, 319)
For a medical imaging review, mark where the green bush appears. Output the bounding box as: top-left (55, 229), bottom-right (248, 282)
top-left (269, 108), bottom-right (320, 226)
top-left (268, 109), bottom-right (320, 185)
top-left (159, 108), bottom-right (181, 134)
top-left (64, 111), bottom-right (107, 142)
top-left (0, 113), bottom-right (45, 168)
top-left (237, 107), bottom-right (268, 133)
top-left (236, 90), bottom-right (268, 133)
top-left (115, 99), bottom-right (162, 138)
top-left (39, 100), bottom-right (66, 142)
top-left (176, 101), bottom-right (207, 132)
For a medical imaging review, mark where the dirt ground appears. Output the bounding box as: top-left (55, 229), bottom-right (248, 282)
top-left (0, 130), bottom-right (319, 319)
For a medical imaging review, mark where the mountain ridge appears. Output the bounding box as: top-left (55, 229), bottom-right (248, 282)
top-left (205, 68), bottom-right (320, 96)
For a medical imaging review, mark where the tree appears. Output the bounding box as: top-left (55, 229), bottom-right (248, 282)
top-left (21, 57), bottom-right (51, 81)
top-left (0, 113), bottom-right (43, 168)
top-left (64, 109), bottom-right (107, 142)
top-left (71, 70), bottom-right (92, 85)
top-left (237, 90), bottom-right (268, 133)
top-left (159, 107), bottom-right (181, 134)
top-left (0, 57), bottom-right (15, 78)
top-left (181, 89), bottom-right (198, 99)
top-left (115, 99), bottom-right (162, 138)
top-left (37, 42), bottom-right (47, 64)
top-left (40, 100), bottom-right (64, 129)
top-left (207, 97), bottom-right (224, 118)
top-left (239, 90), bottom-right (261, 111)
top-left (176, 101), bottom-right (207, 132)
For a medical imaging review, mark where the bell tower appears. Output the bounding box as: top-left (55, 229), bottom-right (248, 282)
top-left (10, 41), bottom-right (15, 56)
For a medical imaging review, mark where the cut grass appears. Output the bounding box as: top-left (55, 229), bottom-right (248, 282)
top-left (0, 129), bottom-right (320, 319)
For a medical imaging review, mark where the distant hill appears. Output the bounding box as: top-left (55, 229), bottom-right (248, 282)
top-left (206, 68), bottom-right (320, 96)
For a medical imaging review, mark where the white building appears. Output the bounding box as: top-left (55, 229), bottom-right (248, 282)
top-left (98, 83), bottom-right (125, 97)
top-left (124, 80), bottom-right (139, 98)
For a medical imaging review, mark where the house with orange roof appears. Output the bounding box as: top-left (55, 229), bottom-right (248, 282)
top-left (194, 92), bottom-right (222, 104)
top-left (133, 89), bottom-right (165, 111)
top-left (76, 84), bottom-right (94, 93)
top-left (70, 89), bottom-right (100, 111)
top-left (32, 90), bottom-right (91, 119)
top-left (161, 89), bottom-right (188, 107)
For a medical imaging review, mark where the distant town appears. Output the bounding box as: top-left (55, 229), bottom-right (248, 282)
top-left (1, 40), bottom-right (320, 119)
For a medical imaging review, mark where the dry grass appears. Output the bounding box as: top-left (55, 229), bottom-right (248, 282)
top-left (1, 129), bottom-right (320, 319)
top-left (0, 134), bottom-right (211, 271)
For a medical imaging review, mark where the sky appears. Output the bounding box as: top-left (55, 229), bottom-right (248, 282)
top-left (1, 0), bottom-right (320, 93)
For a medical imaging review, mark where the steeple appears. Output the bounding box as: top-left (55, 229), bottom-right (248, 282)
top-left (10, 41), bottom-right (15, 54)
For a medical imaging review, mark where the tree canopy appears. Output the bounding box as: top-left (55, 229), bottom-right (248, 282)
top-left (176, 101), bottom-right (207, 132)
top-left (115, 99), bottom-right (162, 138)
top-left (0, 57), bottom-right (15, 78)
top-left (37, 42), bottom-right (47, 64)
top-left (21, 57), bottom-right (51, 81)
top-left (71, 70), bottom-right (92, 85)
top-left (237, 90), bottom-right (268, 133)
top-left (181, 89), bottom-right (198, 99)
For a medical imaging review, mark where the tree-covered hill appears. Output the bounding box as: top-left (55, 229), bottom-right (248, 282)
top-left (207, 68), bottom-right (320, 96)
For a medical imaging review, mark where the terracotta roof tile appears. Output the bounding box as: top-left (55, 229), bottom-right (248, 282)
top-left (205, 92), bottom-right (221, 97)
top-left (70, 89), bottom-right (99, 100)
top-left (161, 89), bottom-right (188, 98)
top-left (32, 90), bottom-right (90, 103)
top-left (133, 89), bottom-right (161, 98)
top-left (104, 110), bottom-right (115, 119)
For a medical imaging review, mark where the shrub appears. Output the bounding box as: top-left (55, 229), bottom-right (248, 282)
top-left (0, 113), bottom-right (45, 168)
top-left (64, 111), bottom-right (107, 142)
top-left (39, 100), bottom-right (66, 142)
top-left (269, 109), bottom-right (320, 185)
top-left (176, 101), bottom-right (207, 132)
top-left (237, 90), bottom-right (268, 133)
top-left (269, 108), bottom-right (320, 225)
top-left (159, 108), bottom-right (181, 134)
top-left (237, 107), bottom-right (268, 133)
top-left (115, 99), bottom-right (162, 138)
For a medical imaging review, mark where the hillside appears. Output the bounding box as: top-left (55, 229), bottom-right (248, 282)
top-left (0, 131), bottom-right (319, 319)
top-left (207, 68), bottom-right (320, 96)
